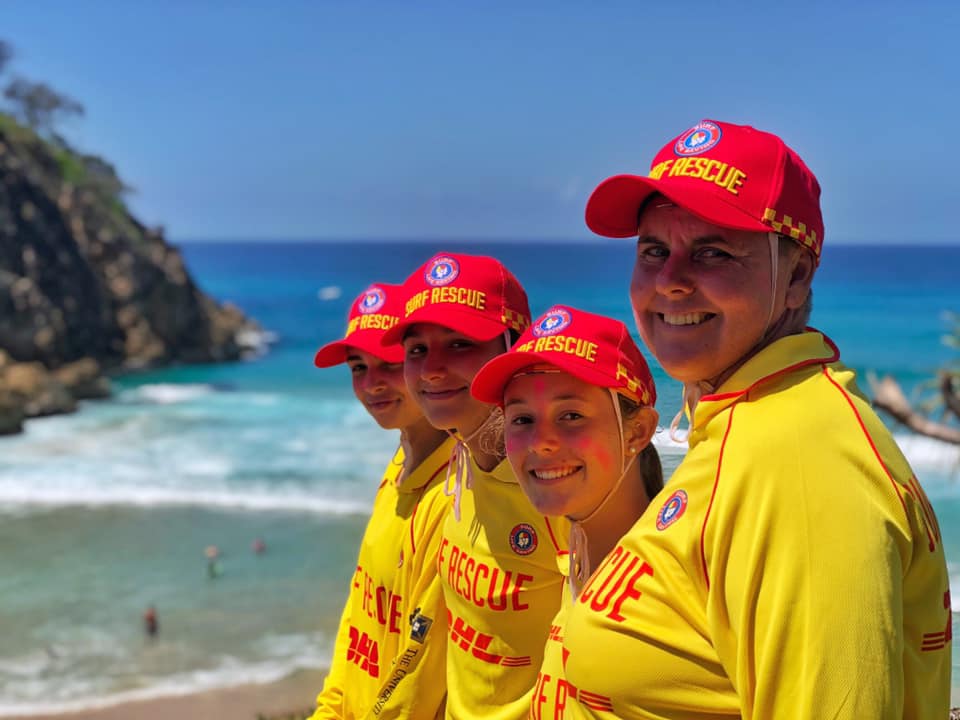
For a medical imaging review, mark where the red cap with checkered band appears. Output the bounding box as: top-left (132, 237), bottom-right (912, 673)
top-left (471, 305), bottom-right (656, 407)
top-left (314, 283), bottom-right (406, 367)
top-left (585, 119), bottom-right (824, 263)
top-left (381, 252), bottom-right (531, 346)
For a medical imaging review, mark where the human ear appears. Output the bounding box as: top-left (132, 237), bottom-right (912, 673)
top-left (784, 247), bottom-right (815, 311)
top-left (624, 407), bottom-right (659, 453)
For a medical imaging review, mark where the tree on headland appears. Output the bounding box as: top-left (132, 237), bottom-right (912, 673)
top-left (0, 40), bottom-right (85, 139)
top-left (0, 40), bottom-right (12, 76)
top-left (3, 76), bottom-right (85, 136)
top-left (870, 311), bottom-right (960, 447)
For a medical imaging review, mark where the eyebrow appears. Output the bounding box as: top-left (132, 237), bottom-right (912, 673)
top-left (637, 233), bottom-right (730, 246)
top-left (504, 393), bottom-right (588, 408)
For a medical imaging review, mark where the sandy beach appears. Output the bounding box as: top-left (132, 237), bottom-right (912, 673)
top-left (3, 668), bottom-right (324, 720)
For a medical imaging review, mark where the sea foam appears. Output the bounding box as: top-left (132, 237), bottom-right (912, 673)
top-left (0, 632), bottom-right (330, 717)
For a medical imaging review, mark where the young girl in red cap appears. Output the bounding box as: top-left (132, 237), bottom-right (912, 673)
top-left (381, 253), bottom-right (568, 720)
top-left (471, 305), bottom-right (663, 719)
top-left (311, 282), bottom-right (454, 720)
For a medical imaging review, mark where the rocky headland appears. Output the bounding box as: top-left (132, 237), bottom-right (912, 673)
top-left (0, 113), bottom-right (263, 435)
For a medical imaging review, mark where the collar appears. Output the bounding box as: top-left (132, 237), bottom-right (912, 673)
top-left (692, 329), bottom-right (839, 431)
top-left (396, 436), bottom-right (458, 494)
top-left (475, 456), bottom-right (518, 485)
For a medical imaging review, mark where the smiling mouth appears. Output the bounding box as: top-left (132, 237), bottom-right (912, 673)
top-left (659, 312), bottom-right (716, 326)
top-left (529, 466), bottom-right (581, 483)
top-left (421, 387), bottom-right (466, 401)
top-left (367, 398), bottom-right (400, 411)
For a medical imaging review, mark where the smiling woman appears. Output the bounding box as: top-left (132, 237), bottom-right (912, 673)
top-left (561, 118), bottom-right (953, 719)
top-left (632, 204), bottom-right (813, 391)
top-left (309, 282), bottom-right (452, 720)
top-left (380, 251), bottom-right (568, 720)
top-left (471, 305), bottom-right (663, 719)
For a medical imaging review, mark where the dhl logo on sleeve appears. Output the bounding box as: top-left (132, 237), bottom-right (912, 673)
top-left (514, 336), bottom-right (598, 362)
top-left (405, 286), bottom-right (487, 316)
top-left (346, 313), bottom-right (399, 337)
top-left (648, 157), bottom-right (747, 196)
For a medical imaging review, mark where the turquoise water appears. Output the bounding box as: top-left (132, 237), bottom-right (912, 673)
top-left (0, 240), bottom-right (957, 714)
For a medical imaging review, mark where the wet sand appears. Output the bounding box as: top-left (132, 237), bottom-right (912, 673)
top-left (4, 668), bottom-right (324, 720)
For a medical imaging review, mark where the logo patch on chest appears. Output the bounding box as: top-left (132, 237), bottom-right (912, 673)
top-left (509, 523), bottom-right (538, 555)
top-left (656, 489), bottom-right (688, 530)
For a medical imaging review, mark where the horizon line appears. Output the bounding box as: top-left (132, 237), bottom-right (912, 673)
top-left (171, 236), bottom-right (960, 247)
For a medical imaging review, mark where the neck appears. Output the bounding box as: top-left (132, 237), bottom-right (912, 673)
top-left (457, 408), bottom-right (504, 473)
top-left (465, 436), bottom-right (503, 473)
top-left (399, 418), bottom-right (448, 478)
top-left (704, 312), bottom-right (807, 392)
top-left (579, 466), bottom-right (651, 569)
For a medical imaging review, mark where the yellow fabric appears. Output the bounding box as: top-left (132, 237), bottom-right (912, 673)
top-left (313, 437), bottom-right (456, 720)
top-left (562, 330), bottom-right (951, 719)
top-left (529, 584), bottom-right (586, 720)
top-left (440, 457), bottom-right (568, 720)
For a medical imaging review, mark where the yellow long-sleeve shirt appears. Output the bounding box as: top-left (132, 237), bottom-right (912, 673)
top-left (313, 437), bottom-right (455, 720)
top-left (439, 458), bottom-right (569, 720)
top-left (562, 330), bottom-right (951, 719)
top-left (528, 585), bottom-right (582, 720)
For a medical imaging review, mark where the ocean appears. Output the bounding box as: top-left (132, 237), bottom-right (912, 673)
top-left (0, 240), bottom-right (957, 714)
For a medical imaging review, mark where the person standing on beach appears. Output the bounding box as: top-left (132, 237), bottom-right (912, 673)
top-left (311, 282), bottom-right (454, 720)
top-left (471, 305), bottom-right (664, 719)
top-left (381, 253), bottom-right (568, 720)
top-left (553, 119), bottom-right (951, 718)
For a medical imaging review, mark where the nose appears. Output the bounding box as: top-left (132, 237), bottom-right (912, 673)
top-left (360, 368), bottom-right (388, 394)
top-left (654, 253), bottom-right (695, 296)
top-left (419, 349), bottom-right (446, 382)
top-left (529, 420), bottom-right (560, 455)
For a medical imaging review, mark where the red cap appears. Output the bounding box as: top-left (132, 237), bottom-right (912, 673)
top-left (381, 252), bottom-right (531, 346)
top-left (471, 305), bottom-right (656, 407)
top-left (314, 283), bottom-right (406, 367)
top-left (585, 119), bottom-right (824, 263)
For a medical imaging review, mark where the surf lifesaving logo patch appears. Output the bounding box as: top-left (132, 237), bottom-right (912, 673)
top-left (656, 489), bottom-right (688, 530)
top-left (532, 308), bottom-right (572, 337)
top-left (358, 286), bottom-right (386, 314)
top-left (674, 121), bottom-right (722, 156)
top-left (509, 523), bottom-right (538, 555)
top-left (425, 255), bottom-right (460, 287)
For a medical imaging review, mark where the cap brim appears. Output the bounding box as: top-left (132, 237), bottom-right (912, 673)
top-left (314, 335), bottom-right (404, 368)
top-left (585, 174), bottom-right (771, 238)
top-left (472, 351), bottom-right (622, 406)
top-left (381, 305), bottom-right (508, 347)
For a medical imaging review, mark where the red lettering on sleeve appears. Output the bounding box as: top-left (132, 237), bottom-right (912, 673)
top-left (608, 562), bottom-right (653, 621)
top-left (388, 591), bottom-right (402, 634)
top-left (512, 572), bottom-right (532, 611)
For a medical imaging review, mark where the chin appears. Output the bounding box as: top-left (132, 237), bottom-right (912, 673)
top-left (523, 489), bottom-right (572, 518)
top-left (654, 354), bottom-right (718, 386)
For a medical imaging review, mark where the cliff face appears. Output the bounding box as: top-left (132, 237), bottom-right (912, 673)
top-left (0, 115), bottom-right (261, 434)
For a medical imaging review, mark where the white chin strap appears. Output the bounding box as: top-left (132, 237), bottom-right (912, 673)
top-left (765, 232), bottom-right (780, 335)
top-left (568, 389), bottom-right (637, 600)
top-left (445, 329), bottom-right (513, 522)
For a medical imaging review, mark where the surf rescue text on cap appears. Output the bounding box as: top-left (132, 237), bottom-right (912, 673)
top-left (314, 283), bottom-right (405, 367)
top-left (471, 304), bottom-right (655, 406)
top-left (585, 119), bottom-right (824, 263)
top-left (381, 252), bottom-right (531, 346)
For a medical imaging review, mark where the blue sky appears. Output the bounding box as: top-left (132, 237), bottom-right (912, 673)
top-left (1, 1), bottom-right (957, 243)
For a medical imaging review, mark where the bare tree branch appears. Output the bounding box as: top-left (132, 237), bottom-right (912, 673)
top-left (940, 372), bottom-right (960, 422)
top-left (869, 373), bottom-right (960, 445)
